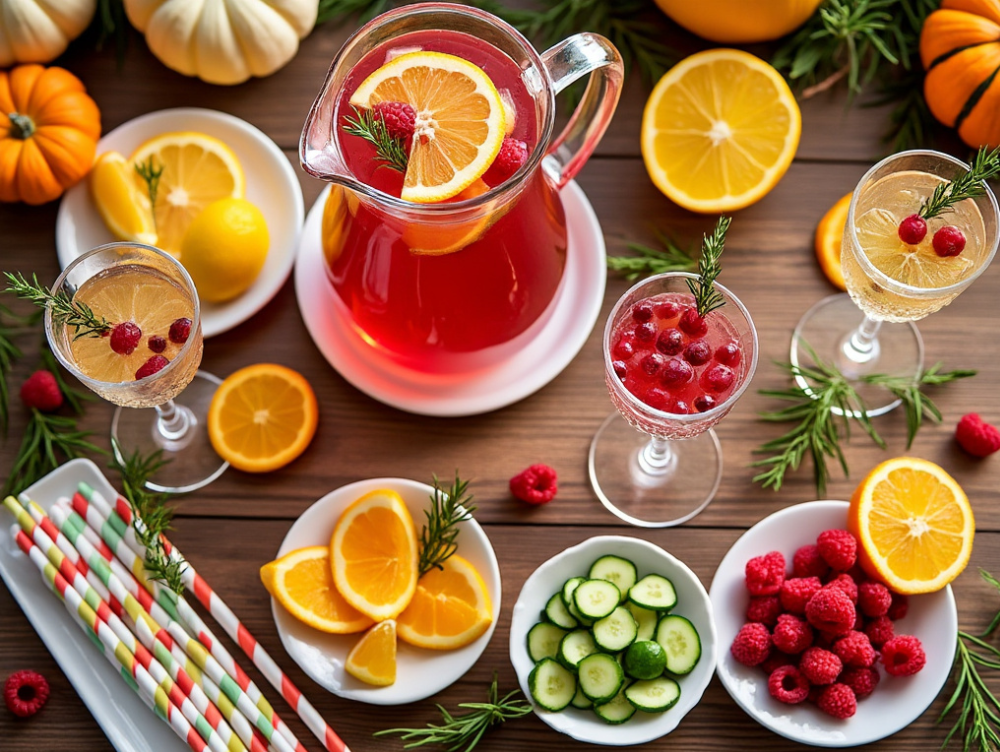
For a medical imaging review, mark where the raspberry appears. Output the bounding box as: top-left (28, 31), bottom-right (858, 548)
top-left (761, 649), bottom-right (796, 675)
top-left (110, 321), bottom-right (142, 355)
top-left (147, 335), bottom-right (167, 354)
top-left (781, 576), bottom-right (822, 615)
top-left (482, 137), bottom-right (529, 187)
top-left (683, 341), bottom-right (712, 365)
top-left (768, 665), bottom-right (810, 705)
top-left (702, 364), bottom-right (735, 393)
top-left (3, 670), bottom-right (49, 717)
top-left (679, 308), bottom-right (708, 337)
top-left (792, 544), bottom-right (830, 579)
top-left (882, 635), bottom-right (926, 676)
top-left (635, 322), bottom-right (656, 342)
top-left (805, 587), bottom-right (855, 636)
top-left (817, 529), bottom-right (857, 571)
top-left (817, 683), bottom-right (857, 719)
top-left (799, 647), bottom-right (843, 685)
top-left (833, 631), bottom-right (876, 668)
top-left (655, 329), bottom-right (684, 355)
top-left (632, 303), bottom-right (654, 323)
top-left (773, 614), bottom-right (814, 655)
top-left (824, 573), bottom-right (858, 604)
top-left (640, 353), bottom-right (666, 376)
top-left (897, 214), bottom-right (927, 245)
top-left (19, 371), bottom-right (62, 412)
top-left (614, 332), bottom-right (635, 359)
top-left (858, 581), bottom-right (892, 618)
top-left (715, 341), bottom-right (741, 366)
top-left (371, 101), bottom-right (416, 140)
top-left (731, 622), bottom-right (771, 667)
top-left (746, 595), bottom-right (782, 626)
top-left (169, 317), bottom-right (192, 344)
top-left (955, 413), bottom-right (1000, 458)
top-left (932, 225), bottom-right (966, 257)
top-left (840, 666), bottom-right (879, 699)
top-left (745, 551), bottom-right (786, 596)
top-left (654, 301), bottom-right (680, 319)
top-left (135, 355), bottom-right (169, 380)
top-left (661, 358), bottom-right (693, 387)
top-left (887, 592), bottom-right (909, 621)
top-left (864, 615), bottom-right (895, 648)
top-left (693, 395), bottom-right (716, 412)
top-left (509, 464), bottom-right (557, 505)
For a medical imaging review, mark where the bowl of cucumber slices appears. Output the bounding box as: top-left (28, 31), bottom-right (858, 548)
top-left (509, 535), bottom-right (717, 745)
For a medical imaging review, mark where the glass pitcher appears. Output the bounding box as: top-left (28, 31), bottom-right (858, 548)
top-left (300, 2), bottom-right (623, 373)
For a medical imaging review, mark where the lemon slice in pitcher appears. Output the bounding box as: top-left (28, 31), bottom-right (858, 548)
top-left (349, 51), bottom-right (506, 203)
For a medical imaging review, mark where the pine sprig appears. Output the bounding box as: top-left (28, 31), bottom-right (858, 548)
top-left (919, 147), bottom-right (1000, 220)
top-left (419, 473), bottom-right (476, 577)
top-left (4, 272), bottom-right (112, 340)
top-left (606, 233), bottom-right (697, 281)
top-left (687, 216), bottom-right (730, 317)
top-left (374, 671), bottom-right (531, 752)
top-left (342, 106), bottom-right (410, 174)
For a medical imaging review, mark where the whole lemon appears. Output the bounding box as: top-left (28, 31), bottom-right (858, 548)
top-left (180, 198), bottom-right (269, 303)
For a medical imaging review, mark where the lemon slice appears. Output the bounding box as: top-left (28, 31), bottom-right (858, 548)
top-left (129, 132), bottom-right (245, 254)
top-left (349, 51), bottom-right (506, 203)
top-left (641, 48), bottom-right (801, 213)
top-left (89, 151), bottom-right (158, 245)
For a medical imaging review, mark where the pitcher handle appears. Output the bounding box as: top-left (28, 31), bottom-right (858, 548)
top-left (540, 33), bottom-right (624, 189)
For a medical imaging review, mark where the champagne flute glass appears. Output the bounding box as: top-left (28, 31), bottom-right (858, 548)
top-left (589, 272), bottom-right (758, 527)
top-left (791, 150), bottom-right (999, 416)
top-left (45, 242), bottom-right (228, 492)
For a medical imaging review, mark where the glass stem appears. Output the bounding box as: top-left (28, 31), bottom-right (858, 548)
top-left (839, 313), bottom-right (883, 375)
top-left (637, 436), bottom-right (675, 477)
top-left (155, 399), bottom-right (191, 442)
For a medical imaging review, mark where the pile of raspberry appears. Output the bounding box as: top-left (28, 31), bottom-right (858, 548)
top-left (730, 528), bottom-right (926, 720)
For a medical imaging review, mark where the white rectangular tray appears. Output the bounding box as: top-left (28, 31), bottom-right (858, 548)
top-left (1, 457), bottom-right (186, 752)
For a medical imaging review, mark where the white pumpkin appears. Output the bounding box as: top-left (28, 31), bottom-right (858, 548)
top-left (0, 0), bottom-right (97, 67)
top-left (123, 0), bottom-right (317, 85)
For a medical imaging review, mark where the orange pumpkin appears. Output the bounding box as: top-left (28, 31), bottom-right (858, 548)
top-left (0, 64), bottom-right (101, 205)
top-left (920, 0), bottom-right (1000, 148)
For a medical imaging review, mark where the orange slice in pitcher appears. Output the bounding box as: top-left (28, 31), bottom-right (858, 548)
top-left (349, 51), bottom-right (506, 203)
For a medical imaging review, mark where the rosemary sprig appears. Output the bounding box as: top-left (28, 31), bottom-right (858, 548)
top-left (419, 473), bottom-right (476, 577)
top-left (0, 303), bottom-right (39, 436)
top-left (919, 147), bottom-right (1000, 220)
top-left (687, 216), bottom-right (730, 317)
top-left (134, 156), bottom-right (163, 230)
top-left (316, 0), bottom-right (389, 25)
top-left (110, 438), bottom-right (187, 594)
top-left (374, 671), bottom-right (531, 752)
top-left (862, 363), bottom-right (976, 449)
top-left (342, 105), bottom-right (410, 174)
top-left (606, 233), bottom-right (697, 281)
top-left (4, 272), bottom-right (111, 340)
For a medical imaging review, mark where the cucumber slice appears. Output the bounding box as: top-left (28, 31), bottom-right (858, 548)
top-left (573, 579), bottom-right (621, 620)
top-left (628, 574), bottom-right (677, 612)
top-left (628, 602), bottom-right (658, 642)
top-left (571, 682), bottom-right (593, 709)
top-left (545, 591), bottom-right (578, 630)
top-left (561, 577), bottom-right (586, 608)
top-left (625, 677), bottom-right (680, 713)
top-left (656, 615), bottom-right (702, 676)
top-left (558, 629), bottom-right (597, 671)
top-left (577, 652), bottom-right (624, 704)
top-left (588, 556), bottom-right (637, 603)
top-left (529, 658), bottom-right (576, 712)
top-left (528, 622), bottom-right (568, 662)
top-left (594, 682), bottom-right (636, 724)
top-left (593, 605), bottom-right (638, 653)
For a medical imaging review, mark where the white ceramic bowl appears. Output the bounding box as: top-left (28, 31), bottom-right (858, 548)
top-left (710, 500), bottom-right (957, 747)
top-left (509, 535), bottom-right (717, 745)
top-left (270, 478), bottom-right (501, 705)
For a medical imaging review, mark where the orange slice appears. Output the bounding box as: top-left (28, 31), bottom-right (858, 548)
top-left (401, 179), bottom-right (494, 255)
top-left (330, 489), bottom-right (419, 621)
top-left (345, 620), bottom-right (397, 686)
top-left (396, 554), bottom-right (493, 650)
top-left (260, 546), bottom-right (374, 634)
top-left (89, 151), bottom-right (158, 246)
top-left (348, 51), bottom-right (506, 203)
top-left (816, 193), bottom-right (850, 291)
top-left (848, 457), bottom-right (974, 594)
top-left (207, 364), bottom-right (318, 473)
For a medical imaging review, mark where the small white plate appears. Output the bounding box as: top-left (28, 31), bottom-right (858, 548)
top-left (0, 458), bottom-right (185, 752)
top-left (270, 478), bottom-right (501, 705)
top-left (710, 500), bottom-right (958, 747)
top-left (55, 108), bottom-right (304, 338)
top-left (509, 535), bottom-right (717, 746)
top-left (293, 181), bottom-right (606, 416)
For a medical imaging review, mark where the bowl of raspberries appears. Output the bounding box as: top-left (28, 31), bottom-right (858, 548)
top-left (709, 500), bottom-right (957, 747)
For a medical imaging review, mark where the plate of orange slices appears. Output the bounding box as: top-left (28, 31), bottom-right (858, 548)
top-left (263, 477), bottom-right (501, 704)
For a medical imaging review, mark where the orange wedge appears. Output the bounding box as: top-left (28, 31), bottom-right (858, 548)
top-left (260, 546), bottom-right (374, 634)
top-left (848, 457), bottom-right (974, 594)
top-left (330, 489), bottom-right (419, 621)
top-left (397, 554), bottom-right (493, 650)
top-left (816, 193), bottom-right (851, 291)
top-left (345, 620), bottom-right (397, 686)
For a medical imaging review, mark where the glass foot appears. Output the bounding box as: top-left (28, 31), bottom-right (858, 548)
top-left (588, 413), bottom-right (722, 528)
top-left (112, 371), bottom-right (229, 493)
top-left (791, 294), bottom-right (923, 418)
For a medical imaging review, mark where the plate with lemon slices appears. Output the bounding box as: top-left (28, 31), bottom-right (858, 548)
top-left (263, 477), bottom-right (501, 705)
top-left (55, 108), bottom-right (303, 338)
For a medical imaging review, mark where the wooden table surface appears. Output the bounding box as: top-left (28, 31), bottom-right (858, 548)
top-left (3, 5), bottom-right (1000, 751)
